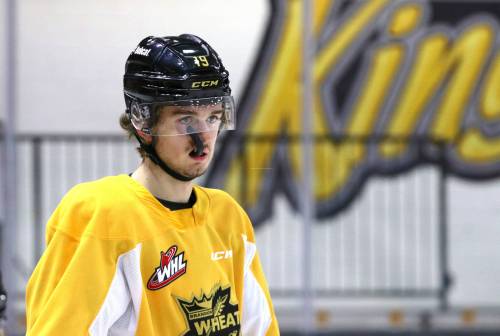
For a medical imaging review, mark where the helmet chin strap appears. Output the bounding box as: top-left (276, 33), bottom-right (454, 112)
top-left (134, 134), bottom-right (195, 182)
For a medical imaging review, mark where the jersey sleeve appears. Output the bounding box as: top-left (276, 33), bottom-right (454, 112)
top-left (241, 223), bottom-right (280, 335)
top-left (25, 189), bottom-right (140, 335)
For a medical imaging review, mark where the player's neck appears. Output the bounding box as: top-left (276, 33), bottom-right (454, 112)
top-left (131, 160), bottom-right (193, 203)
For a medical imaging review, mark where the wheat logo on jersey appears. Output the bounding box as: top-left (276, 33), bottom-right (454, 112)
top-left (147, 245), bottom-right (187, 290)
top-left (176, 285), bottom-right (240, 336)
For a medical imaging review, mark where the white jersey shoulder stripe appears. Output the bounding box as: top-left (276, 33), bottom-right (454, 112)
top-left (89, 243), bottom-right (143, 336)
top-left (242, 235), bottom-right (272, 336)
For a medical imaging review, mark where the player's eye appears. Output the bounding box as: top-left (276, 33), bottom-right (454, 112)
top-left (178, 116), bottom-right (193, 125)
top-left (207, 115), bottom-right (221, 125)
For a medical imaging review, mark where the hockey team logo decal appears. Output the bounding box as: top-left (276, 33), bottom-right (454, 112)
top-left (176, 285), bottom-right (240, 336)
top-left (147, 245), bottom-right (187, 290)
top-left (133, 46), bottom-right (151, 56)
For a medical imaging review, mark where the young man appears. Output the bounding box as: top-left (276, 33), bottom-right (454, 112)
top-left (26, 34), bottom-right (279, 335)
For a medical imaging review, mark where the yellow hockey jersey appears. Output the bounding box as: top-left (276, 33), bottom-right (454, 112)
top-left (26, 175), bottom-right (279, 335)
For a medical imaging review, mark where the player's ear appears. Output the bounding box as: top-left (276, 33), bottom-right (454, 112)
top-left (136, 130), bottom-right (153, 144)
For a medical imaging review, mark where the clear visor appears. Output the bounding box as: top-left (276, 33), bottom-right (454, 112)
top-left (130, 96), bottom-right (235, 136)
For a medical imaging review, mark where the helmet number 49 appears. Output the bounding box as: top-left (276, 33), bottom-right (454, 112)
top-left (192, 55), bottom-right (209, 67)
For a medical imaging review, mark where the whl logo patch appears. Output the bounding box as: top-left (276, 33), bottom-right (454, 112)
top-left (176, 285), bottom-right (240, 336)
top-left (147, 245), bottom-right (187, 290)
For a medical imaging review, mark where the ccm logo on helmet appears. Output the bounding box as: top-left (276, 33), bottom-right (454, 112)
top-left (191, 80), bottom-right (219, 88)
top-left (134, 46), bottom-right (151, 57)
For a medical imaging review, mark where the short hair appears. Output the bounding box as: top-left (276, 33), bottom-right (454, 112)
top-left (119, 112), bottom-right (147, 159)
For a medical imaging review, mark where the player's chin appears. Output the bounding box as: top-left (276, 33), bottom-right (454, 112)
top-left (185, 159), bottom-right (211, 175)
top-left (183, 166), bottom-right (208, 180)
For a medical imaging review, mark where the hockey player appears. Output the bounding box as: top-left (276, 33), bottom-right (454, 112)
top-left (26, 34), bottom-right (279, 335)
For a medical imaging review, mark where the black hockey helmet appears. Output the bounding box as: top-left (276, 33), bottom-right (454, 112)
top-left (123, 34), bottom-right (235, 135)
top-left (124, 34), bottom-right (231, 104)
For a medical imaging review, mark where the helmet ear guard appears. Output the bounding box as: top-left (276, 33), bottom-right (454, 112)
top-left (129, 100), bottom-right (152, 134)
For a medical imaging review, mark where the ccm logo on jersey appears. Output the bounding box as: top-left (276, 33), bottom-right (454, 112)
top-left (211, 250), bottom-right (232, 261)
top-left (147, 245), bottom-right (187, 290)
top-left (191, 80), bottom-right (219, 88)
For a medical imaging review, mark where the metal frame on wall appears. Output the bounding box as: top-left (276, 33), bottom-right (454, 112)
top-left (2, 0), bottom-right (18, 333)
top-left (301, 0), bottom-right (315, 333)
